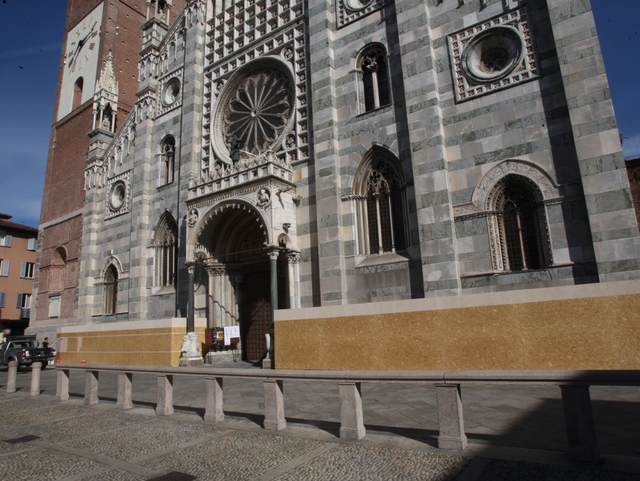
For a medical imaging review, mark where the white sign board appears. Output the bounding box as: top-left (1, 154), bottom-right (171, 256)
top-left (224, 326), bottom-right (240, 346)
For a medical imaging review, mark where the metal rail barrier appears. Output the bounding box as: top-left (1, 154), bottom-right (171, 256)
top-left (15, 363), bottom-right (638, 464)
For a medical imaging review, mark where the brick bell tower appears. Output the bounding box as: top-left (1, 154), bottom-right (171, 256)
top-left (29, 0), bottom-right (150, 339)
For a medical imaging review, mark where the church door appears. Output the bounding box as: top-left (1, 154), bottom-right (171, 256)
top-left (240, 270), bottom-right (271, 361)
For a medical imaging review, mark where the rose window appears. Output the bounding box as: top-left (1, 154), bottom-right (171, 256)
top-left (461, 26), bottom-right (524, 83)
top-left (481, 48), bottom-right (510, 73)
top-left (344, 0), bottom-right (375, 12)
top-left (108, 181), bottom-right (126, 212)
top-left (222, 70), bottom-right (293, 155)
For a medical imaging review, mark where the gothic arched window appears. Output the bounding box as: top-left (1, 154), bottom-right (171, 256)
top-left (357, 45), bottom-right (391, 113)
top-left (353, 148), bottom-right (407, 255)
top-left (160, 136), bottom-right (175, 185)
top-left (492, 176), bottom-right (551, 272)
top-left (153, 213), bottom-right (177, 287)
top-left (73, 77), bottom-right (84, 110)
top-left (104, 265), bottom-right (118, 315)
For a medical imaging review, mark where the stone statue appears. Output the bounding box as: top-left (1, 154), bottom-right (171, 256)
top-left (180, 332), bottom-right (201, 360)
top-left (188, 208), bottom-right (198, 227)
top-left (257, 188), bottom-right (270, 207)
top-left (180, 334), bottom-right (192, 355)
top-left (229, 133), bottom-right (242, 164)
top-left (265, 331), bottom-right (271, 359)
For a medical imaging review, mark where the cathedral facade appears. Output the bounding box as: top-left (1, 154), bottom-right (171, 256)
top-left (31, 0), bottom-right (640, 367)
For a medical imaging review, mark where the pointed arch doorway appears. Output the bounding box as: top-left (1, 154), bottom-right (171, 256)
top-left (194, 202), bottom-right (288, 362)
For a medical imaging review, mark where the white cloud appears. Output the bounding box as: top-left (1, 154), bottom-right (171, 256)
top-left (623, 131), bottom-right (640, 159)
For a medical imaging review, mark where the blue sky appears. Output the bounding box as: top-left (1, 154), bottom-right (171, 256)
top-left (0, 0), bottom-right (639, 228)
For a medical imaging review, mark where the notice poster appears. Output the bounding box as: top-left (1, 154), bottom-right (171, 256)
top-left (224, 325), bottom-right (240, 346)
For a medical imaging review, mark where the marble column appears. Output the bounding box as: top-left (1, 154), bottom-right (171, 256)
top-left (205, 264), bottom-right (225, 329)
top-left (180, 260), bottom-right (203, 366)
top-left (286, 251), bottom-right (301, 309)
top-left (185, 261), bottom-right (195, 333)
top-left (224, 273), bottom-right (234, 326)
top-left (205, 264), bottom-right (216, 329)
top-left (268, 248), bottom-right (279, 318)
top-left (264, 247), bottom-right (280, 368)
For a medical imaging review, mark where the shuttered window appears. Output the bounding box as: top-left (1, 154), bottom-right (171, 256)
top-left (0, 259), bottom-right (9, 276)
top-left (16, 293), bottom-right (31, 308)
top-left (0, 231), bottom-right (12, 247)
top-left (20, 262), bottom-right (35, 279)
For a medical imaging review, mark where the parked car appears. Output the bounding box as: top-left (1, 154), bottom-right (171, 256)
top-left (0, 336), bottom-right (56, 369)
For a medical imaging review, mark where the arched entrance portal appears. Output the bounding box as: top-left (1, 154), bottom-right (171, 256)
top-left (193, 202), bottom-right (292, 362)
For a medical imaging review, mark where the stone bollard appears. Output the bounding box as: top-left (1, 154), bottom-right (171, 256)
top-left (6, 360), bottom-right (18, 394)
top-left (339, 382), bottom-right (366, 440)
top-left (116, 372), bottom-right (133, 410)
top-left (156, 374), bottom-right (174, 415)
top-left (30, 362), bottom-right (42, 397)
top-left (560, 385), bottom-right (601, 463)
top-left (263, 379), bottom-right (286, 431)
top-left (204, 377), bottom-right (224, 423)
top-left (435, 384), bottom-right (468, 450)
top-left (84, 370), bottom-right (99, 405)
top-left (56, 369), bottom-right (70, 401)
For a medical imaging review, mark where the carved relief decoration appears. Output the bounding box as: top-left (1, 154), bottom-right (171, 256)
top-left (454, 160), bottom-right (557, 272)
top-left (188, 208), bottom-right (199, 227)
top-left (191, 199), bottom-right (269, 259)
top-left (486, 175), bottom-right (554, 271)
top-left (286, 251), bottom-right (300, 264)
top-left (97, 255), bottom-right (129, 281)
top-left (189, 176), bottom-right (294, 209)
top-left (157, 68), bottom-right (184, 116)
top-left (256, 188), bottom-right (271, 208)
top-left (448, 7), bottom-right (539, 103)
top-left (211, 58), bottom-right (296, 165)
top-left (222, 69), bottom-right (293, 156)
top-left (85, 111), bottom-right (136, 192)
top-left (105, 170), bottom-right (131, 219)
top-left (337, 0), bottom-right (388, 28)
top-left (454, 160), bottom-right (560, 218)
top-left (203, 0), bottom-right (308, 189)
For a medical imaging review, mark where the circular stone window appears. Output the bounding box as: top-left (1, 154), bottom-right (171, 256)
top-left (162, 78), bottom-right (181, 106)
top-left (343, 0), bottom-right (374, 12)
top-left (461, 27), bottom-right (524, 83)
top-left (213, 59), bottom-right (295, 161)
top-left (108, 181), bottom-right (126, 212)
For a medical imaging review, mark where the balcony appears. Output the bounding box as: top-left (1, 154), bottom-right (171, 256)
top-left (189, 151), bottom-right (294, 200)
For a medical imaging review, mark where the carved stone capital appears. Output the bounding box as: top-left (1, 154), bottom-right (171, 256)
top-left (205, 264), bottom-right (226, 276)
top-left (267, 249), bottom-right (280, 261)
top-left (286, 251), bottom-right (300, 264)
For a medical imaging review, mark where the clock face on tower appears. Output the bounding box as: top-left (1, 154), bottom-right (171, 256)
top-left (57, 2), bottom-right (104, 121)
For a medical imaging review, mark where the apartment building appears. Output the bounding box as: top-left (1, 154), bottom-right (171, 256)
top-left (0, 213), bottom-right (38, 337)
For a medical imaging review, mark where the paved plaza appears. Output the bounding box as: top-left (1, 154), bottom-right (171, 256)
top-left (1, 364), bottom-right (639, 480)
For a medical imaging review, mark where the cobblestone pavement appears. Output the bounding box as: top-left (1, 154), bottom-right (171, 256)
top-left (1, 366), bottom-right (639, 480)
